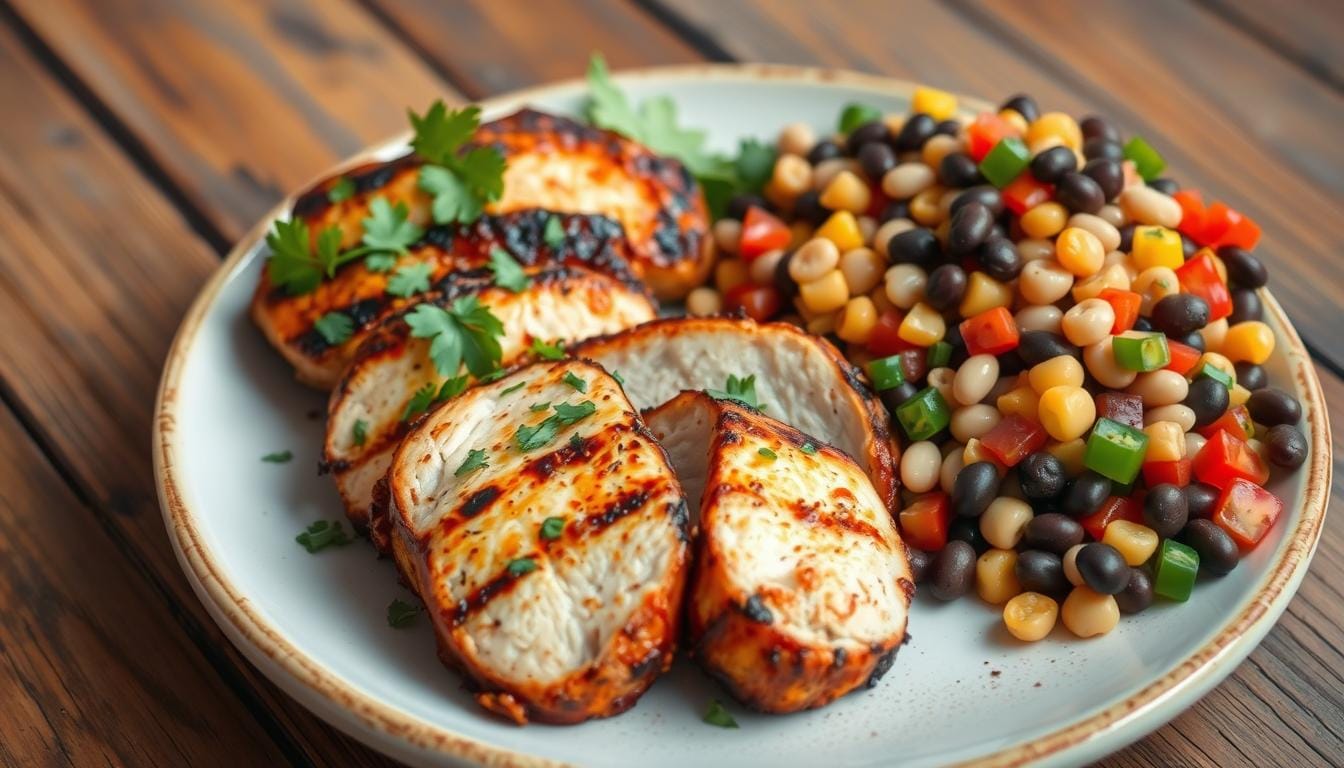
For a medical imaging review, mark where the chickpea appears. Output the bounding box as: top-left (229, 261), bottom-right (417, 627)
top-left (953, 354), bottom-right (1000, 405)
top-left (951, 404), bottom-right (1002, 443)
top-left (884, 263), bottom-right (928, 309)
top-left (777, 122), bottom-right (816, 157)
top-left (1015, 305), bottom-right (1064, 335)
top-left (1084, 336), bottom-right (1139, 389)
top-left (1061, 298), bottom-right (1116, 347)
top-left (1126, 370), bottom-right (1190, 407)
top-left (789, 237), bottom-right (841, 283)
top-left (1019, 260), bottom-right (1075, 305)
top-left (882, 163), bottom-right (936, 200)
top-left (1061, 586), bottom-right (1121, 638)
top-left (900, 441), bottom-right (942, 493)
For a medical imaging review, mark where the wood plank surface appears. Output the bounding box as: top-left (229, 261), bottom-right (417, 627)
top-left (1206, 0), bottom-right (1344, 90)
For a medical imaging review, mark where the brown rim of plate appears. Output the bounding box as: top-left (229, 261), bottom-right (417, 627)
top-left (152, 63), bottom-right (1332, 768)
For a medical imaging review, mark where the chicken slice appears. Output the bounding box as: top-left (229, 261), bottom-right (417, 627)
top-left (387, 361), bottom-right (690, 724)
top-left (644, 392), bottom-right (913, 713)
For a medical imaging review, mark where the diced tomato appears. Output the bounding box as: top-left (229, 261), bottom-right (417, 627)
top-left (1095, 392), bottom-right (1144, 429)
top-left (1197, 405), bottom-right (1254, 442)
top-left (1175, 251), bottom-right (1233, 321)
top-left (1213, 478), bottom-right (1283, 551)
top-left (1079, 495), bottom-right (1145, 542)
top-left (898, 492), bottom-right (952, 552)
top-left (959, 306), bottom-right (1020, 356)
top-left (1172, 189), bottom-right (1207, 241)
top-left (1001, 174), bottom-right (1054, 216)
top-left (867, 310), bottom-right (918, 356)
top-left (1098, 288), bottom-right (1142, 334)
top-left (739, 206), bottom-right (791, 260)
top-left (724, 283), bottom-right (782, 322)
top-left (1143, 458), bottom-right (1192, 488)
top-left (1165, 340), bottom-right (1202, 376)
top-left (1193, 429), bottom-right (1269, 490)
top-left (966, 112), bottom-right (1018, 162)
top-left (980, 414), bottom-right (1047, 467)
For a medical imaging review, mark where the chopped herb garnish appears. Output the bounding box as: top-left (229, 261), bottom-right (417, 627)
top-left (455, 448), bottom-right (489, 476)
top-left (386, 598), bottom-right (422, 628)
top-left (706, 373), bottom-right (762, 410)
top-left (261, 450), bottom-right (293, 463)
top-left (386, 261), bottom-right (433, 298)
top-left (563, 371), bottom-right (588, 393)
top-left (410, 102), bottom-right (506, 225)
top-left (313, 311), bottom-right (355, 345)
top-left (327, 176), bottom-right (355, 203)
top-left (359, 197), bottom-right (424, 259)
top-left (401, 382), bottom-right (438, 422)
top-left (801, 442), bottom-right (818, 455)
top-left (702, 699), bottom-right (739, 729)
top-left (568, 433), bottom-right (583, 451)
top-left (758, 447), bottom-right (777, 460)
top-left (479, 368), bottom-right (508, 383)
top-left (530, 337), bottom-right (566, 360)
top-left (540, 516), bottom-right (566, 540)
top-left (264, 218), bottom-right (348, 295)
top-left (507, 557), bottom-right (537, 576)
top-left (530, 401), bottom-right (551, 412)
top-left (488, 247), bottom-right (531, 292)
top-left (514, 400), bottom-right (597, 451)
top-left (295, 520), bottom-right (353, 553)
top-left (611, 370), bottom-right (625, 386)
top-left (352, 419), bottom-right (368, 447)
top-left (543, 215), bottom-right (565, 247)
top-left (500, 380), bottom-right (527, 395)
top-left (405, 297), bottom-right (505, 378)
top-left (553, 401), bottom-right (597, 421)
top-left (438, 374), bottom-right (470, 401)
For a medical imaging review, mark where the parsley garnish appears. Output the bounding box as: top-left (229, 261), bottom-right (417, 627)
top-left (265, 219), bottom-right (349, 295)
top-left (515, 400), bottom-right (597, 452)
top-left (530, 401), bottom-right (551, 412)
top-left (352, 419), bottom-right (368, 447)
top-left (540, 516), bottom-right (565, 540)
top-left (261, 450), bottom-right (293, 463)
top-left (543, 215), bottom-right (565, 247)
top-left (568, 433), bottom-right (583, 451)
top-left (328, 176), bottom-right (355, 203)
top-left (500, 380), bottom-right (526, 395)
top-left (409, 102), bottom-right (506, 225)
top-left (530, 337), bottom-right (566, 360)
top-left (702, 699), bottom-right (739, 729)
top-left (438, 375), bottom-right (470, 400)
top-left (314, 312), bottom-right (354, 345)
top-left (758, 447), bottom-right (777, 460)
top-left (611, 370), bottom-right (625, 386)
top-left (563, 371), bottom-right (588, 393)
top-left (401, 382), bottom-right (438, 422)
top-left (405, 297), bottom-right (505, 378)
top-left (295, 520), bottom-right (353, 553)
top-left (359, 197), bottom-right (424, 259)
top-left (507, 557), bottom-right (537, 576)
top-left (386, 262), bottom-right (432, 298)
top-left (487, 247), bottom-right (531, 292)
top-left (801, 442), bottom-right (818, 455)
top-left (706, 373), bottom-right (762, 410)
top-left (386, 598), bottom-right (422, 628)
top-left (455, 448), bottom-right (488, 476)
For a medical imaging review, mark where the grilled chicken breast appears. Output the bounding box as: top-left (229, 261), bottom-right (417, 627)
top-left (644, 392), bottom-right (913, 713)
top-left (387, 361), bottom-right (690, 724)
top-left (575, 316), bottom-right (900, 511)
top-left (324, 265), bottom-right (656, 550)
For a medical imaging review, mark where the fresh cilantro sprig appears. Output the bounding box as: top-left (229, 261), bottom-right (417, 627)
top-left (515, 400), bottom-right (597, 452)
top-left (387, 262), bottom-right (432, 298)
top-left (410, 102), bottom-right (507, 225)
top-left (328, 176), bottom-right (355, 203)
top-left (295, 520), bottom-right (354, 553)
top-left (706, 373), bottom-right (763, 410)
top-left (487, 247), bottom-right (531, 292)
top-left (401, 374), bottom-right (470, 422)
top-left (702, 699), bottom-right (739, 729)
top-left (314, 311), bottom-right (355, 345)
top-left (405, 297), bottom-right (505, 379)
top-left (387, 598), bottom-right (423, 628)
top-left (455, 448), bottom-right (489, 476)
top-left (265, 197), bottom-right (424, 295)
top-left (261, 450), bottom-right (293, 463)
top-left (530, 338), bottom-right (566, 361)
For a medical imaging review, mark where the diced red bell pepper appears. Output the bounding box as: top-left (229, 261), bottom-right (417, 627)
top-left (1079, 495), bottom-right (1145, 542)
top-left (1213, 478), bottom-right (1283, 551)
top-left (980, 414), bottom-right (1047, 467)
top-left (1193, 429), bottom-right (1269, 490)
top-left (1099, 288), bottom-right (1142, 334)
top-left (1197, 405), bottom-right (1253, 442)
top-left (1164, 340), bottom-right (1202, 376)
top-left (1175, 251), bottom-right (1233, 321)
top-left (898, 492), bottom-right (952, 552)
top-left (959, 306), bottom-right (1020, 356)
top-left (1212, 206), bottom-right (1262, 251)
top-left (1172, 189), bottom-right (1207, 241)
top-left (864, 182), bottom-right (890, 219)
top-left (739, 206), bottom-right (791, 260)
top-left (1001, 174), bottom-right (1054, 216)
top-left (1197, 201), bottom-right (1234, 247)
top-left (1095, 392), bottom-right (1144, 430)
top-left (867, 310), bottom-right (918, 356)
top-left (1143, 458), bottom-right (1192, 488)
top-left (966, 112), bottom-right (1018, 162)
top-left (724, 283), bottom-right (782, 322)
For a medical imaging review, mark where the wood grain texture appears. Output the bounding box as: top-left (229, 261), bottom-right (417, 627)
top-left (1205, 0), bottom-right (1344, 90)
top-left (0, 19), bottom-right (395, 768)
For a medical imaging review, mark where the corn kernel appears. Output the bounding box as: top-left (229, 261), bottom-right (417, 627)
top-left (1028, 356), bottom-right (1085, 394)
top-left (1021, 202), bottom-right (1069, 239)
top-left (1229, 383), bottom-right (1251, 407)
top-left (815, 211), bottom-right (865, 252)
top-left (910, 186), bottom-right (947, 226)
top-left (899, 302), bottom-right (946, 346)
top-left (798, 269), bottom-right (850, 315)
top-left (958, 271), bottom-right (1013, 317)
top-left (976, 549), bottom-right (1021, 605)
top-left (714, 258), bottom-right (749, 293)
top-left (1195, 352), bottom-right (1235, 381)
top-left (1222, 321), bottom-right (1275, 364)
top-left (805, 312), bottom-right (836, 336)
top-left (997, 385), bottom-right (1041, 423)
top-left (998, 108), bottom-right (1029, 135)
top-left (1047, 438), bottom-right (1088, 476)
top-left (819, 170), bottom-right (872, 214)
top-left (913, 86), bottom-right (958, 121)
top-left (1026, 112), bottom-right (1083, 151)
top-left (1038, 385), bottom-right (1096, 442)
top-left (1061, 586), bottom-right (1119, 638)
top-left (1143, 420), bottom-right (1186, 462)
top-left (1003, 591), bottom-right (1058, 642)
top-left (1102, 520), bottom-right (1160, 566)
top-left (1055, 227), bottom-right (1105, 277)
top-left (1131, 225), bottom-right (1183, 270)
top-left (836, 296), bottom-right (878, 344)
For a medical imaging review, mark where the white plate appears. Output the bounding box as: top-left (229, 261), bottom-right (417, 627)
top-left (154, 65), bottom-right (1332, 767)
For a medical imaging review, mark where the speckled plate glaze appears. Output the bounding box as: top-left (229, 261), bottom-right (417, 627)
top-left (154, 65), bottom-right (1331, 767)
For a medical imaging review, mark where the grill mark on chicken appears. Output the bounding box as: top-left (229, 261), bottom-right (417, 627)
top-left (789, 499), bottom-right (887, 544)
top-left (742, 595), bottom-right (774, 625)
top-left (458, 486), bottom-right (500, 519)
top-left (582, 489), bottom-right (652, 534)
top-left (519, 432), bottom-right (594, 481)
top-left (446, 560), bottom-right (534, 628)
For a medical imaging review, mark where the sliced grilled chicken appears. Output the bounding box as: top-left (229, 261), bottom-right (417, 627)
top-left (575, 316), bottom-right (900, 511)
top-left (324, 264), bottom-right (656, 550)
top-left (387, 360), bottom-right (690, 724)
top-left (644, 392), bottom-right (913, 713)
top-left (253, 210), bottom-right (645, 389)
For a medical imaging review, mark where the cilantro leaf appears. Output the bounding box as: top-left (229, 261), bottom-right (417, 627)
top-left (500, 380), bottom-right (526, 395)
top-left (801, 442), bottom-right (818, 455)
top-left (265, 219), bottom-right (353, 295)
top-left (457, 147), bottom-right (507, 202)
top-left (437, 375), bottom-right (470, 401)
top-left (507, 557), bottom-right (537, 576)
top-left (387, 262), bottom-right (432, 298)
top-left (328, 177), bottom-right (355, 203)
top-left (361, 197), bottom-right (423, 256)
top-left (352, 419), bottom-right (368, 447)
top-left (703, 699), bottom-right (739, 729)
top-left (515, 400), bottom-right (596, 452)
top-left (553, 401), bottom-right (597, 422)
top-left (734, 138), bottom-right (777, 194)
top-left (540, 516), bottom-right (565, 541)
top-left (364, 252), bottom-right (398, 273)
top-left (314, 312), bottom-right (355, 345)
top-left (562, 371), bottom-right (588, 393)
top-left (706, 373), bottom-right (761, 410)
top-left (386, 598), bottom-right (422, 628)
top-left (488, 247), bottom-right (531, 292)
top-left (611, 370), bottom-right (625, 386)
top-left (408, 102), bottom-right (480, 166)
top-left (758, 447), bottom-right (777, 460)
top-left (529, 401), bottom-right (551, 412)
top-left (404, 298), bottom-right (504, 378)
top-left (636, 96), bottom-right (707, 165)
top-left (419, 165), bottom-right (481, 224)
top-left (455, 448), bottom-right (488, 476)
top-left (295, 520), bottom-right (353, 553)
top-left (408, 101), bottom-right (506, 226)
top-left (543, 216), bottom-right (565, 248)
top-left (261, 450), bottom-right (293, 463)
top-left (586, 54), bottom-right (645, 142)
top-left (530, 337), bottom-right (566, 361)
top-left (401, 382), bottom-right (437, 422)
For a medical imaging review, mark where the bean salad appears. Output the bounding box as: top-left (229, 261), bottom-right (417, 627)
top-left (690, 86), bottom-right (1308, 642)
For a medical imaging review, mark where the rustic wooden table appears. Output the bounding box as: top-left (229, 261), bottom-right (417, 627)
top-left (0, 0), bottom-right (1339, 765)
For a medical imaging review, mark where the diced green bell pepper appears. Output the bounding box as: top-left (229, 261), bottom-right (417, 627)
top-left (838, 103), bottom-right (882, 134)
top-left (1084, 417), bottom-right (1150, 484)
top-left (895, 387), bottom-right (951, 441)
top-left (1153, 539), bottom-right (1199, 601)
top-left (867, 355), bottom-right (906, 391)
top-left (926, 340), bottom-right (953, 369)
top-left (1112, 332), bottom-right (1170, 372)
top-left (979, 137), bottom-right (1031, 188)
top-left (1193, 361), bottom-right (1234, 390)
top-left (1123, 136), bottom-right (1166, 181)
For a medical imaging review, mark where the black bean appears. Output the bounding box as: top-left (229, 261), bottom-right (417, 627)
top-left (1082, 158), bottom-right (1124, 201)
top-left (1016, 550), bottom-right (1070, 595)
top-left (948, 516), bottom-right (990, 554)
top-left (1181, 519), bottom-right (1239, 576)
top-left (1185, 376), bottom-right (1230, 428)
top-left (1022, 512), bottom-right (1084, 554)
top-left (1234, 362), bottom-right (1267, 392)
top-left (1054, 172), bottom-right (1105, 214)
top-left (846, 121), bottom-right (890, 155)
top-left (940, 152), bottom-right (983, 188)
top-left (925, 264), bottom-right (968, 312)
top-left (1143, 483), bottom-right (1189, 538)
top-left (807, 139), bottom-right (842, 165)
top-left (928, 540), bottom-right (976, 600)
top-left (907, 547), bottom-right (933, 584)
top-left (880, 199), bottom-right (910, 223)
top-left (888, 227), bottom-right (942, 269)
top-left (1083, 137), bottom-right (1124, 162)
top-left (948, 201), bottom-right (994, 255)
top-left (1181, 234), bottom-right (1199, 259)
top-left (934, 119), bottom-right (962, 137)
top-left (951, 185), bottom-right (1005, 218)
top-left (1063, 471), bottom-right (1112, 517)
top-left (1229, 288), bottom-right (1263, 325)
top-left (1178, 330), bottom-right (1206, 353)
top-left (773, 251), bottom-right (799, 301)
top-left (1218, 246), bottom-right (1268, 288)
top-left (977, 237), bottom-right (1023, 282)
top-left (857, 143), bottom-right (895, 182)
top-left (1019, 453), bottom-right (1067, 502)
top-left (953, 462), bottom-right (1000, 518)
top-left (1028, 146), bottom-right (1076, 184)
top-left (1132, 316), bottom-right (1154, 333)
top-left (879, 382), bottom-right (920, 414)
top-left (1017, 331), bottom-right (1082, 367)
top-left (1149, 178), bottom-right (1180, 196)
top-left (1185, 483), bottom-right (1221, 520)
top-left (794, 190), bottom-right (831, 226)
top-left (1115, 568), bottom-right (1154, 614)
top-left (1152, 293), bottom-right (1211, 337)
top-left (1000, 94), bottom-right (1040, 123)
top-left (1080, 115), bottom-right (1120, 143)
top-left (1265, 424), bottom-right (1308, 470)
top-left (1247, 387), bottom-right (1302, 426)
top-left (894, 113), bottom-right (936, 152)
top-left (725, 194), bottom-right (771, 221)
top-left (1076, 543), bottom-right (1130, 594)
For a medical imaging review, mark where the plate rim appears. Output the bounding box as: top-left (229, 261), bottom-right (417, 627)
top-left (152, 62), bottom-right (1333, 768)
